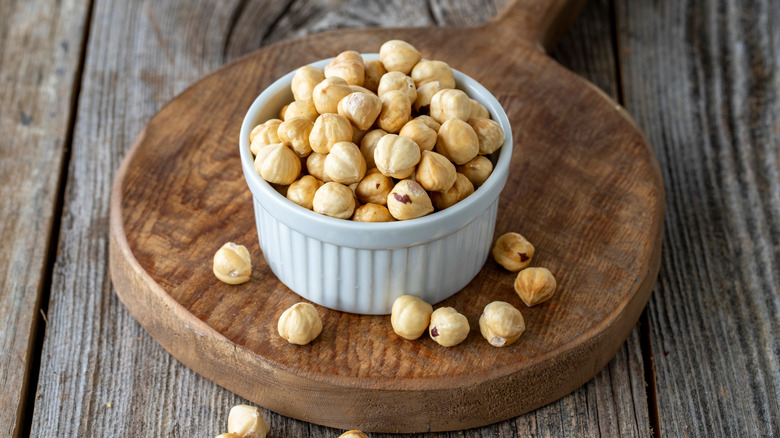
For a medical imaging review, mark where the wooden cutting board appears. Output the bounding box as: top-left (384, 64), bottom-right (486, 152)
top-left (109, 0), bottom-right (664, 433)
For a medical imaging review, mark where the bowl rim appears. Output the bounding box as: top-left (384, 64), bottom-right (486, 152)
top-left (239, 54), bottom-right (513, 249)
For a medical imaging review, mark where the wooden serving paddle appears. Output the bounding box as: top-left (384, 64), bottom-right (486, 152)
top-left (110, 0), bottom-right (664, 433)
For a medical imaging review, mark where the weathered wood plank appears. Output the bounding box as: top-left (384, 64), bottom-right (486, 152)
top-left (616, 0), bottom-right (780, 436)
top-left (0, 0), bottom-right (90, 436)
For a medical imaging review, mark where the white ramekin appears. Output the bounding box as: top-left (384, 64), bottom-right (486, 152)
top-left (239, 54), bottom-right (512, 315)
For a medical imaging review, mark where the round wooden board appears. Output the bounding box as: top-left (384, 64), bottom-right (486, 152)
top-left (109, 7), bottom-right (664, 433)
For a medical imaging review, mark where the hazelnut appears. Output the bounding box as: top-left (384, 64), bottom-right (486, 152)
top-left (457, 155), bottom-right (493, 188)
top-left (313, 182), bottom-right (356, 219)
top-left (430, 173), bottom-right (474, 210)
top-left (324, 50), bottom-right (365, 86)
top-left (468, 117), bottom-right (504, 155)
top-left (479, 301), bottom-right (525, 347)
top-left (286, 175), bottom-right (323, 210)
top-left (277, 302), bottom-right (323, 345)
top-left (470, 98), bottom-right (490, 119)
top-left (227, 405), bottom-right (270, 438)
top-left (291, 66), bottom-right (325, 101)
top-left (213, 242), bottom-right (251, 285)
top-left (514, 267), bottom-right (557, 306)
top-left (415, 150), bottom-right (457, 192)
top-left (305, 152), bottom-right (332, 182)
top-left (363, 59), bottom-right (387, 92)
top-left (492, 232), bottom-right (535, 271)
top-left (249, 119), bottom-right (283, 155)
top-left (435, 118), bottom-right (479, 165)
top-left (283, 100), bottom-right (319, 123)
top-left (324, 141), bottom-right (367, 184)
top-left (253, 143), bottom-right (301, 185)
top-left (391, 295), bottom-right (433, 340)
top-left (374, 134), bottom-right (420, 179)
top-left (377, 71), bottom-right (416, 102)
top-left (399, 119), bottom-right (437, 151)
top-left (277, 116), bottom-right (314, 157)
top-left (411, 59), bottom-right (456, 89)
top-left (310, 113), bottom-right (354, 154)
top-left (352, 203), bottom-right (394, 222)
top-left (413, 115), bottom-right (441, 132)
top-left (215, 434), bottom-right (241, 438)
top-left (413, 81), bottom-right (443, 115)
top-left (279, 104), bottom-right (289, 121)
top-left (312, 76), bottom-right (352, 114)
top-left (338, 431), bottom-right (369, 438)
top-left (387, 179), bottom-right (433, 220)
top-left (379, 39), bottom-right (421, 74)
top-left (337, 91), bottom-right (382, 130)
top-left (377, 90), bottom-right (412, 133)
top-left (355, 168), bottom-right (393, 204)
top-left (430, 89), bottom-right (472, 123)
top-left (429, 307), bottom-right (469, 347)
top-left (359, 129), bottom-right (387, 169)
top-left (351, 126), bottom-right (368, 144)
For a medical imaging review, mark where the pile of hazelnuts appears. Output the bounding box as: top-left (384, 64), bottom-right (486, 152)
top-left (249, 39), bottom-right (505, 222)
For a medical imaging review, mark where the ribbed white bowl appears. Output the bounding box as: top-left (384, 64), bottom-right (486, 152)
top-left (240, 54), bottom-right (512, 315)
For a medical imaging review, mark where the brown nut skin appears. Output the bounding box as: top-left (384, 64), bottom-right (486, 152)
top-left (514, 267), bottom-right (557, 306)
top-left (387, 179), bottom-right (434, 220)
top-left (312, 76), bottom-right (353, 114)
top-left (359, 128), bottom-right (387, 169)
top-left (492, 232), bottom-right (535, 271)
top-left (468, 117), bottom-right (504, 155)
top-left (355, 168), bottom-right (393, 205)
top-left (283, 99), bottom-right (319, 123)
top-left (378, 90), bottom-right (412, 133)
top-left (363, 58), bottom-right (387, 92)
top-left (309, 113), bottom-right (354, 154)
top-left (253, 143), bottom-right (302, 185)
top-left (313, 182), bottom-right (356, 219)
top-left (324, 141), bottom-right (367, 184)
top-left (352, 203), bottom-right (395, 222)
top-left (430, 88), bottom-right (472, 123)
top-left (277, 302), bottom-right (323, 345)
top-left (416, 150), bottom-right (457, 192)
top-left (249, 119), bottom-right (283, 155)
top-left (470, 98), bottom-right (490, 119)
top-left (338, 431), bottom-right (369, 438)
top-left (305, 152), bottom-right (333, 182)
top-left (435, 118), bottom-right (479, 165)
top-left (291, 65), bottom-right (325, 102)
top-left (278, 116), bottom-right (314, 157)
top-left (379, 39), bottom-right (421, 74)
top-left (324, 50), bottom-right (365, 86)
top-left (213, 242), bottom-right (251, 285)
top-left (479, 301), bottom-right (525, 347)
top-left (399, 119), bottom-right (437, 151)
top-left (413, 81), bottom-right (443, 115)
top-left (227, 405), bottom-right (270, 438)
top-left (411, 59), bottom-right (456, 89)
top-left (286, 175), bottom-right (323, 210)
top-left (377, 71), bottom-right (417, 102)
top-left (430, 173), bottom-right (474, 210)
top-left (337, 91), bottom-right (382, 131)
top-left (374, 134), bottom-right (420, 179)
top-left (391, 295), bottom-right (433, 340)
top-left (457, 155), bottom-right (493, 188)
top-left (429, 307), bottom-right (470, 347)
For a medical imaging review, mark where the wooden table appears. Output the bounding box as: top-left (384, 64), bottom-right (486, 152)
top-left (1, 0), bottom-right (777, 436)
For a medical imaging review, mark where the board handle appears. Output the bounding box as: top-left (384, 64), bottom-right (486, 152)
top-left (489, 0), bottom-right (588, 53)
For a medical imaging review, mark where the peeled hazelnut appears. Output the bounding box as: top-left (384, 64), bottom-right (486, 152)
top-left (313, 182), bottom-right (356, 219)
top-left (277, 302), bottom-right (323, 345)
top-left (324, 50), bottom-right (365, 86)
top-left (352, 203), bottom-right (394, 222)
top-left (324, 141), bottom-right (367, 184)
top-left (337, 91), bottom-right (382, 131)
top-left (377, 90), bottom-right (412, 133)
top-left (355, 168), bottom-right (393, 204)
top-left (213, 242), bottom-right (251, 285)
top-left (479, 301), bottom-right (525, 347)
top-left (416, 150), bottom-right (457, 192)
top-left (514, 267), bottom-right (557, 306)
top-left (399, 119), bottom-right (437, 151)
top-left (249, 119), bottom-right (283, 155)
top-left (468, 117), bottom-right (504, 155)
top-left (254, 143), bottom-right (301, 185)
top-left (387, 179), bottom-right (433, 220)
top-left (429, 307), bottom-right (469, 347)
top-left (377, 71), bottom-right (417, 102)
top-left (411, 59), bottom-right (456, 89)
top-left (492, 232), bottom-right (535, 271)
top-left (430, 89), bottom-right (472, 123)
top-left (413, 81), bottom-right (443, 115)
top-left (457, 155), bottom-right (493, 188)
top-left (279, 104), bottom-right (289, 121)
top-left (227, 405), bottom-right (270, 438)
top-left (359, 128), bottom-right (387, 169)
top-left (292, 66), bottom-right (325, 101)
top-left (278, 116), bottom-right (313, 157)
top-left (363, 59), bottom-right (387, 92)
top-left (305, 152), bottom-right (332, 182)
top-left (338, 431), bottom-right (369, 438)
top-left (284, 100), bottom-right (319, 123)
top-left (391, 295), bottom-right (433, 340)
top-left (216, 434), bottom-right (241, 438)
top-left (310, 113), bottom-right (354, 154)
top-left (312, 76), bottom-right (353, 114)
top-left (435, 118), bottom-right (479, 165)
top-left (286, 175), bottom-right (323, 210)
top-left (430, 173), bottom-right (474, 210)
top-left (379, 39), bottom-right (421, 74)
top-left (374, 134), bottom-right (420, 179)
top-left (470, 98), bottom-right (490, 119)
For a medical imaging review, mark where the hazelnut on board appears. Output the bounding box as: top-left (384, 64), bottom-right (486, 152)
top-left (355, 168), bottom-right (393, 205)
top-left (305, 152), bottom-right (332, 182)
top-left (324, 50), bottom-right (365, 86)
top-left (324, 141), bottom-right (367, 184)
top-left (411, 59), bottom-right (456, 89)
top-left (468, 117), bottom-right (504, 155)
top-left (310, 113), bottom-right (354, 154)
top-left (277, 116), bottom-right (313, 157)
top-left (430, 88), bottom-right (472, 124)
top-left (457, 155), bottom-right (493, 188)
top-left (387, 179), bottom-right (433, 220)
top-left (515, 267), bottom-right (557, 306)
top-left (374, 134), bottom-right (420, 179)
top-left (287, 175), bottom-right (323, 210)
top-left (435, 118), bottom-right (479, 165)
top-left (391, 295), bottom-right (433, 340)
top-left (479, 301), bottom-right (525, 347)
top-left (379, 39), bottom-right (421, 74)
top-left (492, 232), bottom-right (535, 271)
top-left (227, 405), bottom-right (270, 438)
top-left (215, 434), bottom-right (241, 438)
top-left (313, 182), bottom-right (356, 219)
top-left (352, 203), bottom-right (394, 222)
top-left (253, 143), bottom-right (301, 185)
top-left (415, 150), bottom-right (457, 192)
top-left (377, 71), bottom-right (417, 102)
top-left (213, 242), bottom-right (251, 285)
top-left (429, 307), bottom-right (469, 347)
top-left (363, 58), bottom-right (387, 92)
top-left (338, 431), bottom-right (369, 438)
top-left (312, 76), bottom-right (353, 114)
top-left (378, 89), bottom-right (412, 133)
top-left (430, 172), bottom-right (474, 210)
top-left (337, 91), bottom-right (382, 130)
top-left (283, 99), bottom-right (319, 123)
top-left (277, 302), bottom-right (323, 345)
top-left (291, 65), bottom-right (325, 101)
top-left (399, 119), bottom-right (437, 151)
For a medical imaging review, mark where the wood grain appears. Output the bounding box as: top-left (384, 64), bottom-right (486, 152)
top-left (616, 0), bottom-right (780, 436)
top-left (0, 0), bottom-right (90, 436)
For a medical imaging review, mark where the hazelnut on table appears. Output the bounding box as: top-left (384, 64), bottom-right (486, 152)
top-left (286, 175), bottom-right (323, 210)
top-left (430, 172), bottom-right (474, 210)
top-left (479, 301), bottom-right (525, 347)
top-left (215, 434), bottom-right (241, 438)
top-left (227, 405), bottom-right (270, 438)
top-left (387, 179), bottom-right (434, 220)
top-left (352, 203), bottom-right (394, 222)
top-left (391, 295), bottom-right (433, 340)
top-left (411, 59), bottom-right (456, 89)
top-left (313, 182), bottom-right (356, 219)
top-left (492, 232), bottom-right (535, 271)
top-left (213, 242), bottom-right (251, 285)
top-left (429, 307), bottom-right (470, 347)
top-left (379, 39), bottom-right (421, 75)
top-left (291, 65), bottom-right (325, 102)
top-left (457, 155), bottom-right (493, 188)
top-left (324, 50), bottom-right (365, 86)
top-left (515, 267), bottom-right (557, 307)
top-left (435, 118), bottom-right (479, 165)
top-left (338, 431), bottom-right (369, 438)
top-left (277, 302), bottom-right (323, 345)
